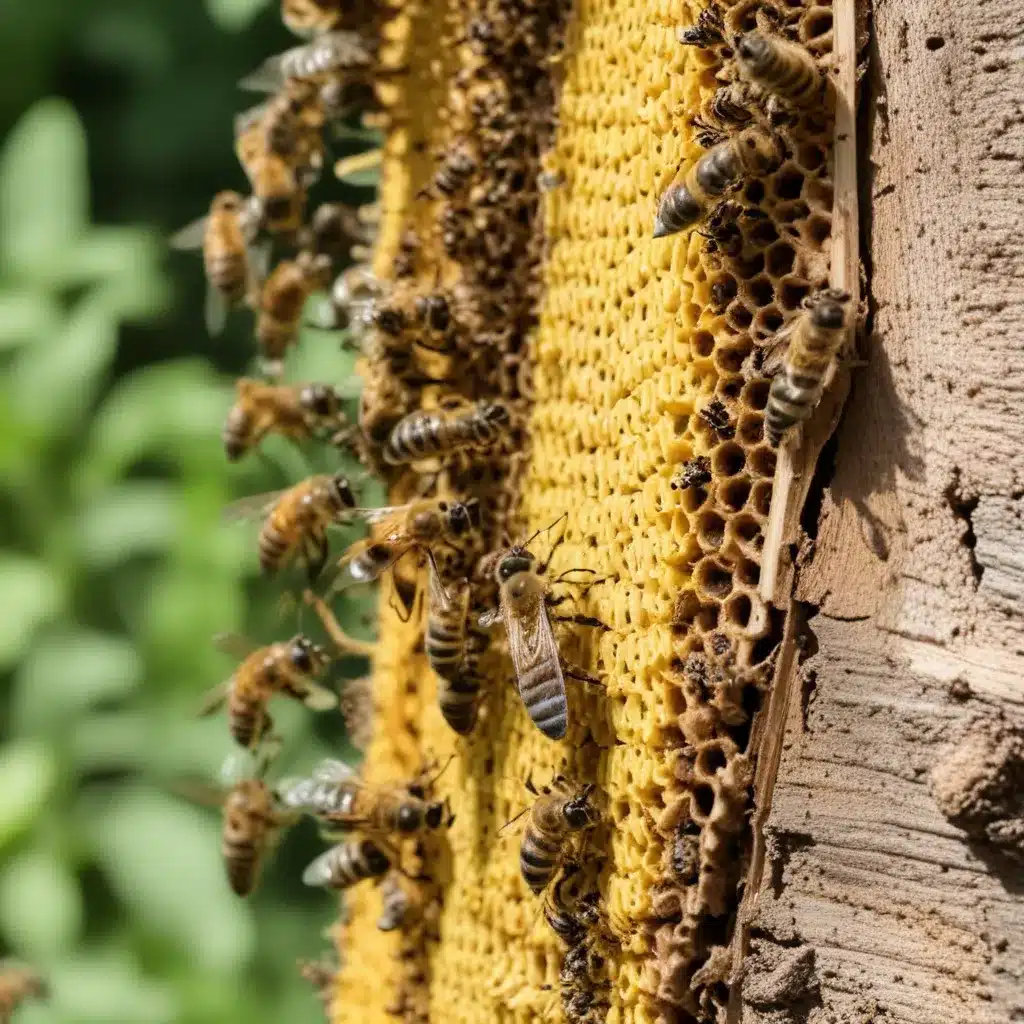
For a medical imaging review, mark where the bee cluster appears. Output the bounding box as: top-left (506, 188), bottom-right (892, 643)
top-left (164, 0), bottom-right (854, 1016)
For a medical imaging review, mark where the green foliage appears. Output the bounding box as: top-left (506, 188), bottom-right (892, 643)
top-left (0, 10), bottom-right (374, 1019)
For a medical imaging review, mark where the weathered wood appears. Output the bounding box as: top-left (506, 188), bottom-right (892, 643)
top-left (737, 0), bottom-right (1024, 1020)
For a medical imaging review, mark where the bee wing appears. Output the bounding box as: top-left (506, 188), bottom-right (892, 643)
top-left (205, 285), bottom-right (230, 337)
top-left (167, 777), bottom-right (228, 809)
top-left (234, 100), bottom-right (270, 138)
top-left (196, 679), bottom-right (232, 718)
top-left (238, 54), bottom-right (287, 93)
top-left (312, 758), bottom-right (357, 783)
top-left (222, 489), bottom-right (291, 524)
top-left (246, 239), bottom-right (273, 293)
top-left (334, 148), bottom-right (383, 186)
top-left (503, 598), bottom-right (568, 739)
top-left (169, 215), bottom-right (208, 251)
top-left (212, 632), bottom-right (261, 659)
top-left (300, 681), bottom-right (339, 712)
top-left (344, 504), bottom-right (409, 525)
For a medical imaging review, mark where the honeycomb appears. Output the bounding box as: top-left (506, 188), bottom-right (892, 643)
top-left (325, 0), bottom-right (842, 1020)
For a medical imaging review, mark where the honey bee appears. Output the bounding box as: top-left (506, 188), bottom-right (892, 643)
top-left (225, 471), bottom-right (358, 580)
top-left (277, 758), bottom-right (452, 840)
top-left (233, 127), bottom-right (305, 236)
top-left (422, 143), bottom-right (476, 199)
top-left (517, 776), bottom-right (599, 895)
top-left (222, 378), bottom-right (349, 461)
top-left (336, 498), bottom-right (480, 584)
top-left (479, 528), bottom-right (604, 740)
top-left (199, 634), bottom-right (335, 749)
top-left (652, 127), bottom-right (783, 239)
top-left (543, 865), bottom-right (587, 946)
top-left (0, 963), bottom-right (47, 1023)
top-left (170, 191), bottom-right (259, 335)
top-left (677, 4), bottom-right (723, 48)
top-left (377, 872), bottom-right (415, 931)
top-left (382, 400), bottom-right (511, 465)
top-left (302, 837), bottom-right (392, 890)
top-left (256, 251), bottom-right (333, 377)
top-left (426, 565), bottom-right (486, 735)
top-left (764, 289), bottom-right (852, 446)
top-left (241, 30), bottom-right (378, 92)
top-left (735, 30), bottom-right (826, 109)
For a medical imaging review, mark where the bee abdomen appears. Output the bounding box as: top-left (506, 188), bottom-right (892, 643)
top-left (520, 830), bottom-right (562, 893)
top-left (518, 665), bottom-right (568, 740)
top-left (207, 253), bottom-right (247, 300)
top-left (438, 672), bottom-right (482, 735)
top-left (425, 619), bottom-right (464, 678)
top-left (693, 143), bottom-right (742, 196)
top-left (764, 371), bottom-right (821, 445)
top-left (303, 839), bottom-right (390, 889)
top-left (383, 412), bottom-right (443, 464)
top-left (259, 519), bottom-right (292, 573)
top-left (653, 181), bottom-right (704, 238)
top-left (222, 408), bottom-right (253, 461)
top-left (349, 543), bottom-right (392, 582)
top-left (223, 839), bottom-right (258, 896)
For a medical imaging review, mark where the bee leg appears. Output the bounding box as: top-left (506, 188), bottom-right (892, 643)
top-left (305, 534), bottom-right (329, 583)
top-left (561, 659), bottom-right (604, 689)
top-left (552, 613), bottom-right (611, 632)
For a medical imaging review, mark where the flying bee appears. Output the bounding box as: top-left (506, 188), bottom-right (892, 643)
top-left (479, 523), bottom-right (605, 740)
top-left (652, 127), bottom-right (783, 239)
top-left (382, 400), bottom-right (511, 465)
top-left (764, 289), bottom-right (852, 446)
top-left (199, 634), bottom-right (336, 750)
top-left (0, 963), bottom-right (47, 1024)
top-left (277, 758), bottom-right (453, 841)
top-left (336, 498), bottom-right (481, 584)
top-left (256, 251), bottom-right (333, 377)
top-left (735, 30), bottom-right (826, 109)
top-left (170, 191), bottom-right (260, 335)
top-left (222, 378), bottom-right (349, 461)
top-left (225, 471), bottom-right (358, 580)
top-left (512, 777), bottom-right (599, 895)
top-left (302, 837), bottom-right (392, 891)
top-left (241, 29), bottom-right (377, 90)
top-left (233, 124), bottom-right (305, 236)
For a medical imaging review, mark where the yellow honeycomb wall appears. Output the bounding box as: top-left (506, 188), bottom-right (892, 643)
top-left (329, 0), bottom-right (838, 1019)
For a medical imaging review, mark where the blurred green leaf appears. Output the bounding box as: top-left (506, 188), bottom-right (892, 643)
top-left (0, 556), bottom-right (62, 670)
top-left (0, 740), bottom-right (58, 849)
top-left (0, 97), bottom-right (87, 276)
top-left (90, 785), bottom-right (255, 973)
top-left (0, 289), bottom-right (61, 349)
top-left (8, 293), bottom-right (118, 439)
top-left (13, 629), bottom-right (142, 734)
top-left (66, 710), bottom-right (150, 774)
top-left (78, 361), bottom-right (230, 493)
top-left (206, 0), bottom-right (272, 31)
top-left (75, 482), bottom-right (180, 569)
top-left (47, 950), bottom-right (177, 1023)
top-left (0, 847), bottom-right (82, 958)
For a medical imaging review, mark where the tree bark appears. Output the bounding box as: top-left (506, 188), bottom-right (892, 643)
top-left (735, 1), bottom-right (1024, 1021)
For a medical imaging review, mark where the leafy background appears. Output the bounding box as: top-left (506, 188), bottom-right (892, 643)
top-left (0, 1), bottom-right (381, 1021)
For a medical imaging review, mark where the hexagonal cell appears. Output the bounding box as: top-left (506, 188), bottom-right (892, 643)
top-left (795, 142), bottom-right (827, 174)
top-left (774, 199), bottom-right (810, 225)
top-left (709, 274), bottom-right (739, 313)
top-left (740, 379), bottom-right (770, 411)
top-left (718, 475), bottom-right (752, 514)
top-left (722, 591), bottom-right (754, 632)
top-left (728, 512), bottom-right (763, 556)
top-left (724, 0), bottom-right (764, 35)
top-left (689, 783), bottom-right (716, 825)
top-left (751, 479), bottom-right (773, 518)
top-left (752, 304), bottom-right (785, 341)
top-left (777, 274), bottom-right (810, 311)
top-left (735, 558), bottom-right (760, 588)
top-left (734, 252), bottom-right (765, 279)
top-left (696, 510), bottom-right (726, 551)
top-left (746, 216), bottom-right (779, 248)
top-left (772, 165), bottom-right (806, 202)
top-left (802, 213), bottom-right (832, 249)
top-left (743, 179), bottom-right (766, 205)
top-left (714, 343), bottom-right (748, 375)
top-left (736, 413), bottom-right (763, 447)
top-left (804, 178), bottom-right (834, 208)
top-left (748, 444), bottom-right (776, 478)
top-left (694, 740), bottom-right (732, 781)
top-left (680, 484), bottom-right (710, 515)
top-left (765, 241), bottom-right (796, 279)
top-left (717, 376), bottom-right (743, 402)
top-left (746, 275), bottom-right (775, 309)
top-left (726, 300), bottom-right (754, 331)
top-left (711, 441), bottom-right (745, 478)
top-left (694, 557), bottom-right (734, 601)
top-left (799, 6), bottom-right (834, 49)
top-left (692, 329), bottom-right (715, 359)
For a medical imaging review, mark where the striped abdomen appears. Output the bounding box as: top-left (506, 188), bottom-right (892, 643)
top-left (258, 503), bottom-right (297, 574)
top-left (765, 289), bottom-right (850, 445)
top-left (520, 781), bottom-right (596, 894)
top-left (383, 402), bottom-right (509, 465)
top-left (302, 838), bottom-right (390, 890)
top-left (735, 31), bottom-right (823, 108)
top-left (222, 782), bottom-right (272, 896)
top-left (205, 248), bottom-right (247, 303)
top-left (227, 685), bottom-right (271, 749)
top-left (222, 404), bottom-right (255, 461)
top-left (518, 657), bottom-right (568, 740)
top-left (349, 542), bottom-right (393, 582)
top-left (426, 577), bottom-right (469, 680)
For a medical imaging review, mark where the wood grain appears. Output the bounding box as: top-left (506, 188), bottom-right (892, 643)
top-left (736, 0), bottom-right (1024, 1020)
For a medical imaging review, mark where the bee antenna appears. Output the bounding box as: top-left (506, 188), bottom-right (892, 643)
top-left (497, 805), bottom-right (530, 835)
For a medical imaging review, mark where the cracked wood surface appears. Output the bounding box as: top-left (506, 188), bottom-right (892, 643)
top-left (736, 0), bottom-right (1024, 1021)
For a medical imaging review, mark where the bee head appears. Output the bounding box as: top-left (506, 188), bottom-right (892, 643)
top-left (330, 473), bottom-right (356, 509)
top-left (808, 289), bottom-right (851, 330)
top-left (734, 31), bottom-right (770, 65)
top-left (563, 785), bottom-right (599, 830)
top-left (481, 401), bottom-right (511, 428)
top-left (214, 190), bottom-right (244, 213)
top-left (289, 636), bottom-right (324, 674)
top-left (396, 804), bottom-right (423, 834)
top-left (497, 547), bottom-right (533, 582)
top-left (300, 384), bottom-right (337, 417)
top-left (446, 502), bottom-right (474, 537)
